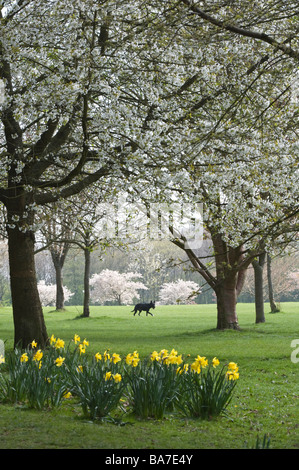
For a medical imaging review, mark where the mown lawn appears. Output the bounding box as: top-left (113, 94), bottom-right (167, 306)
top-left (0, 302), bottom-right (298, 449)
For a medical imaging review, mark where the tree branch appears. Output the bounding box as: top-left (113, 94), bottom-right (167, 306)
top-left (180, 0), bottom-right (299, 61)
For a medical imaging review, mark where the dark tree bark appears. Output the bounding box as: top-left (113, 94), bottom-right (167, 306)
top-left (83, 247), bottom-right (91, 317)
top-left (6, 202), bottom-right (48, 348)
top-left (50, 243), bottom-right (70, 311)
top-left (172, 229), bottom-right (251, 330)
top-left (267, 254), bottom-right (280, 313)
top-left (252, 253), bottom-right (266, 323)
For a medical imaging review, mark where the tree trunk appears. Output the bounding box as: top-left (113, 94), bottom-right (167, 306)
top-left (252, 253), bottom-right (266, 323)
top-left (212, 235), bottom-right (242, 330)
top-left (6, 210), bottom-right (48, 349)
top-left (83, 248), bottom-right (91, 317)
top-left (50, 245), bottom-right (69, 311)
top-left (267, 254), bottom-right (280, 313)
top-left (54, 262), bottom-right (65, 310)
top-left (172, 230), bottom-right (248, 331)
top-left (215, 281), bottom-right (240, 330)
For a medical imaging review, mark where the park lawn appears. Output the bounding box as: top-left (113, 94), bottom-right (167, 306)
top-left (0, 302), bottom-right (298, 449)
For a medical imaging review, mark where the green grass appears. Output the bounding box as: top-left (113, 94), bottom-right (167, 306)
top-left (0, 302), bottom-right (298, 449)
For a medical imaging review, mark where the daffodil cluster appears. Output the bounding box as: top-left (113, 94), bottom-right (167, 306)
top-left (0, 334), bottom-right (240, 421)
top-left (226, 362), bottom-right (240, 380)
top-left (150, 349), bottom-right (183, 366)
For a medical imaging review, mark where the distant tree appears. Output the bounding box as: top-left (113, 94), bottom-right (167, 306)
top-left (252, 253), bottom-right (266, 323)
top-left (37, 280), bottom-right (73, 307)
top-left (90, 269), bottom-right (147, 305)
top-left (159, 279), bottom-right (201, 305)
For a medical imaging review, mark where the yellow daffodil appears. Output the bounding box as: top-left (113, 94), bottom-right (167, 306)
top-left (82, 338), bottom-right (89, 347)
top-left (112, 353), bottom-right (121, 364)
top-left (33, 349), bottom-right (43, 362)
top-left (226, 370), bottom-right (239, 381)
top-left (113, 373), bottom-right (122, 383)
top-left (74, 334), bottom-right (80, 344)
top-left (194, 355), bottom-right (208, 368)
top-left (226, 362), bottom-right (239, 380)
top-left (104, 350), bottom-right (110, 361)
top-left (0, 355), bottom-right (5, 364)
top-left (95, 352), bottom-right (102, 362)
top-left (79, 343), bottom-right (86, 355)
top-left (77, 365), bottom-right (83, 373)
top-left (212, 357), bottom-right (220, 368)
top-left (50, 334), bottom-right (56, 345)
top-left (63, 391), bottom-right (72, 399)
top-left (55, 338), bottom-right (65, 349)
top-left (31, 340), bottom-right (37, 348)
top-left (150, 351), bottom-right (160, 362)
top-left (105, 371), bottom-right (112, 381)
top-left (125, 351), bottom-right (140, 367)
top-left (20, 353), bottom-right (28, 363)
top-left (191, 362), bottom-right (201, 374)
top-left (55, 356), bottom-right (65, 367)
top-left (159, 349), bottom-right (168, 359)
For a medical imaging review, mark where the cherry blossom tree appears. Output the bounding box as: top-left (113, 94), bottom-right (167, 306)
top-left (159, 279), bottom-right (201, 305)
top-left (0, 0), bottom-right (298, 346)
top-left (37, 280), bottom-right (73, 307)
top-left (90, 269), bottom-right (147, 305)
top-left (0, 1), bottom-right (170, 346)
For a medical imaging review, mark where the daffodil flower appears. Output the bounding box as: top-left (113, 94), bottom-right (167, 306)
top-left (126, 351), bottom-right (139, 366)
top-left (55, 338), bottom-right (65, 349)
top-left (50, 334), bottom-right (56, 345)
top-left (95, 352), bottom-right (102, 362)
top-left (33, 349), bottom-right (43, 362)
top-left (112, 353), bottom-right (121, 364)
top-left (20, 353), bottom-right (28, 363)
top-left (55, 356), bottom-right (65, 367)
top-left (113, 373), bottom-right (122, 383)
top-left (212, 357), bottom-right (220, 368)
top-left (74, 334), bottom-right (80, 344)
top-left (104, 350), bottom-right (110, 361)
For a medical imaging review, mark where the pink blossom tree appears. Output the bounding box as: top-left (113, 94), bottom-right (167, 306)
top-left (159, 279), bottom-right (201, 305)
top-left (90, 270), bottom-right (147, 305)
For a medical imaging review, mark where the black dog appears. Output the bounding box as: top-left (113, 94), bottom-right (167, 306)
top-left (132, 301), bottom-right (155, 316)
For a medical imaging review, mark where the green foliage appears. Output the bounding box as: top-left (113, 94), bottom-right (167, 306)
top-left (252, 434), bottom-right (271, 449)
top-left (68, 359), bottom-right (125, 420)
top-left (125, 358), bottom-right (181, 419)
top-left (0, 338), bottom-right (238, 421)
top-left (0, 346), bottom-right (67, 409)
top-left (177, 364), bottom-right (238, 419)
